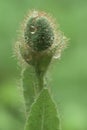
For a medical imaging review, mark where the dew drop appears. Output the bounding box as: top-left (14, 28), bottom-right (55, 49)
top-left (53, 53), bottom-right (61, 59)
top-left (30, 26), bottom-right (36, 34)
top-left (53, 49), bottom-right (61, 59)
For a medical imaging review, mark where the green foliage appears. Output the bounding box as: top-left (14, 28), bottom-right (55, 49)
top-left (22, 67), bottom-right (36, 113)
top-left (25, 88), bottom-right (59, 130)
top-left (1, 0), bottom-right (87, 130)
top-left (17, 10), bottom-right (66, 130)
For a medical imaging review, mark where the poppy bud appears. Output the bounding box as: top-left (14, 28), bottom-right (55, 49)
top-left (24, 16), bottom-right (54, 51)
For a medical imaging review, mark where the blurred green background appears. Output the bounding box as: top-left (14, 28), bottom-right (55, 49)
top-left (0, 0), bottom-right (87, 130)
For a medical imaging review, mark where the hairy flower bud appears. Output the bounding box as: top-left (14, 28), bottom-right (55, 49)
top-left (15, 10), bottom-right (67, 69)
top-left (24, 17), bottom-right (54, 51)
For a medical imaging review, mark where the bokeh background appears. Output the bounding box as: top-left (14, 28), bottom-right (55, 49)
top-left (0, 0), bottom-right (87, 130)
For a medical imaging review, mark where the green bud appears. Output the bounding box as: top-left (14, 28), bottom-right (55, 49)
top-left (24, 17), bottom-right (54, 51)
top-left (15, 10), bottom-right (67, 68)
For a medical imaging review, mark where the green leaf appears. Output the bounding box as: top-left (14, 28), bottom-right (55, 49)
top-left (25, 88), bottom-right (60, 130)
top-left (23, 66), bottom-right (37, 113)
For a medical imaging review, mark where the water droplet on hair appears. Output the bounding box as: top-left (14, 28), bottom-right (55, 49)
top-left (53, 52), bottom-right (61, 59)
top-left (54, 54), bottom-right (61, 59)
top-left (30, 26), bottom-right (36, 34)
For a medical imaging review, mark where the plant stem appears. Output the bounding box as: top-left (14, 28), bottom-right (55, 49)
top-left (37, 74), bottom-right (44, 92)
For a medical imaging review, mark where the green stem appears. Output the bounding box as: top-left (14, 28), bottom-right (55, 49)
top-left (37, 74), bottom-right (44, 92)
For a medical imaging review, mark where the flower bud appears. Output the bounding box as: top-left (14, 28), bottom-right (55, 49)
top-left (24, 15), bottom-right (54, 51)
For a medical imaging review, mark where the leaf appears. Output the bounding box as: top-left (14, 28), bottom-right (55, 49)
top-left (23, 66), bottom-right (38, 113)
top-left (25, 88), bottom-right (60, 130)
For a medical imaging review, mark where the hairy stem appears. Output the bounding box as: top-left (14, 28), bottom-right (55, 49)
top-left (37, 74), bottom-right (44, 92)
